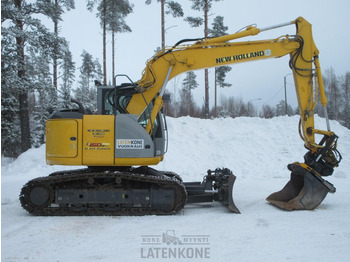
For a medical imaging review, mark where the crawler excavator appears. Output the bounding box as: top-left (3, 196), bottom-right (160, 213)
top-left (20, 17), bottom-right (342, 215)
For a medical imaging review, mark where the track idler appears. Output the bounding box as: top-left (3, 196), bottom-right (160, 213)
top-left (266, 162), bottom-right (336, 211)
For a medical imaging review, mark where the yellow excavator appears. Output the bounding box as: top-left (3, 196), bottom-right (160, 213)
top-left (20, 17), bottom-right (342, 215)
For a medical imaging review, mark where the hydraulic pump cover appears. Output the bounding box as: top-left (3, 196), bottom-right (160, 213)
top-left (46, 118), bottom-right (84, 166)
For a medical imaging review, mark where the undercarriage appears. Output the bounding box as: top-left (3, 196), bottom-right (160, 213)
top-left (20, 167), bottom-right (240, 215)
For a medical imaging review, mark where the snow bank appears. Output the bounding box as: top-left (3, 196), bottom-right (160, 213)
top-left (2, 116), bottom-right (350, 262)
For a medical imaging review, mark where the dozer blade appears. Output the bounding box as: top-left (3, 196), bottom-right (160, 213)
top-left (227, 174), bottom-right (240, 213)
top-left (266, 163), bottom-right (336, 211)
top-left (184, 168), bottom-right (240, 213)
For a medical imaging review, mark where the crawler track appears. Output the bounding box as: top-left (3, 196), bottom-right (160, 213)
top-left (20, 167), bottom-right (187, 216)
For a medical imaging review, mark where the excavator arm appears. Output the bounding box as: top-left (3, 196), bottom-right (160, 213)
top-left (121, 17), bottom-right (341, 210)
top-left (126, 18), bottom-right (323, 147)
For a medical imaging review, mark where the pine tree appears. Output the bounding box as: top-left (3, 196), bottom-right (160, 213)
top-left (1, 17), bottom-right (21, 156)
top-left (53, 0), bottom-right (74, 90)
top-left (185, 0), bottom-right (223, 118)
top-left (340, 72), bottom-right (350, 128)
top-left (59, 50), bottom-right (76, 108)
top-left (178, 72), bottom-right (199, 116)
top-left (260, 104), bottom-right (275, 119)
top-left (215, 67), bottom-right (232, 88)
top-left (13, 0), bottom-right (31, 153)
top-left (1, 30), bottom-right (22, 156)
top-left (105, 0), bottom-right (133, 85)
top-left (74, 50), bottom-right (103, 113)
top-left (275, 100), bottom-right (293, 116)
top-left (25, 46), bottom-right (57, 147)
top-left (36, 0), bottom-right (75, 90)
top-left (1, 0), bottom-right (64, 155)
top-left (88, 0), bottom-right (133, 85)
top-left (210, 16), bottom-right (232, 84)
top-left (145, 0), bottom-right (184, 49)
top-left (324, 68), bottom-right (339, 120)
top-left (207, 16), bottom-right (232, 117)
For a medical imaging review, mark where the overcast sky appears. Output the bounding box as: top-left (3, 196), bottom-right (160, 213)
top-left (58, 0), bottom-right (350, 109)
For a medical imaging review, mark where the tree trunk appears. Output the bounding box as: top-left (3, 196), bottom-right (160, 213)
top-left (19, 92), bottom-right (31, 152)
top-left (112, 30), bottom-right (115, 86)
top-left (15, 0), bottom-right (31, 152)
top-left (103, 0), bottom-right (107, 85)
top-left (161, 0), bottom-right (165, 49)
top-left (204, 0), bottom-right (209, 118)
top-left (53, 0), bottom-right (58, 90)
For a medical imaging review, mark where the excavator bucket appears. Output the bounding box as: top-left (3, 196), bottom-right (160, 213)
top-left (266, 163), bottom-right (336, 211)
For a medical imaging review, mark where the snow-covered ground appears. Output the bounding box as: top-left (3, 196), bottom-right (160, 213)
top-left (2, 116), bottom-right (350, 262)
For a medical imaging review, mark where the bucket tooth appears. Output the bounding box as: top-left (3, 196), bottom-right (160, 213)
top-left (266, 164), bottom-right (336, 211)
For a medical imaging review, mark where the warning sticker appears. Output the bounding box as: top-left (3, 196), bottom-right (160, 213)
top-left (116, 139), bottom-right (144, 149)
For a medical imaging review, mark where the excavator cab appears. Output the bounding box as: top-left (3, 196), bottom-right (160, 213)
top-left (97, 83), bottom-right (169, 157)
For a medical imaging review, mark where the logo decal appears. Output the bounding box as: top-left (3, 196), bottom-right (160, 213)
top-left (116, 139), bottom-right (144, 149)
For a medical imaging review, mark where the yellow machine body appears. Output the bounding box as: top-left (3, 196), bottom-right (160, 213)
top-left (46, 115), bottom-right (163, 166)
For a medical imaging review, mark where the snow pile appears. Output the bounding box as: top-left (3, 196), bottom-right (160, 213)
top-left (2, 115), bottom-right (350, 262)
